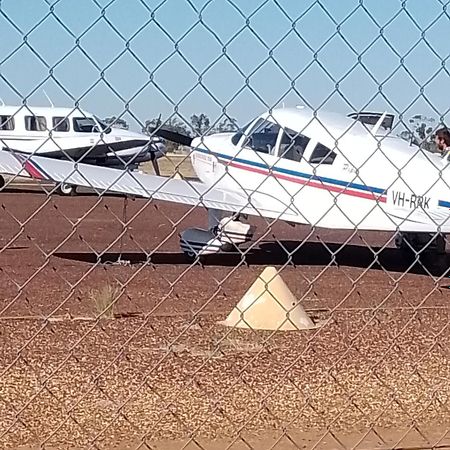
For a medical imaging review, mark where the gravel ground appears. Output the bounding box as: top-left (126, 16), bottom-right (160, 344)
top-left (0, 188), bottom-right (449, 449)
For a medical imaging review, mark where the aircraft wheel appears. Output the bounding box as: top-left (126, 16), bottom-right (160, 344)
top-left (57, 183), bottom-right (77, 196)
top-left (395, 232), bottom-right (446, 256)
top-left (183, 250), bottom-right (201, 264)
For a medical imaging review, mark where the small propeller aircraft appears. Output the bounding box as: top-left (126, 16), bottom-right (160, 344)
top-left (0, 106), bottom-right (448, 258)
top-left (0, 105), bottom-right (167, 195)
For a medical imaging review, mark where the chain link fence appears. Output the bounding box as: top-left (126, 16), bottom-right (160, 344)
top-left (0, 0), bottom-right (449, 448)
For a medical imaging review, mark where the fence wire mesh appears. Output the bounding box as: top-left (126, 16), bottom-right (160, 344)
top-left (0, 0), bottom-right (449, 449)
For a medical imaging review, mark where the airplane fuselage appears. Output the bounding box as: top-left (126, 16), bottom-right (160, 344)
top-left (190, 108), bottom-right (450, 234)
top-left (0, 105), bottom-right (158, 168)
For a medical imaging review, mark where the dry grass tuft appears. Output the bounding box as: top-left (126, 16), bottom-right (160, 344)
top-left (90, 283), bottom-right (121, 319)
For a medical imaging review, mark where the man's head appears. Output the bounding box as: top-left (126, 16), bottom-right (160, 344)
top-left (434, 127), bottom-right (450, 152)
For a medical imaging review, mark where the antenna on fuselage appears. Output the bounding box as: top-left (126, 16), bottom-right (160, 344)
top-left (370, 111), bottom-right (387, 137)
top-left (43, 90), bottom-right (54, 108)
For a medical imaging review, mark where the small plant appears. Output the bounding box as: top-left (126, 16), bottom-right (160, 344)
top-left (90, 283), bottom-right (121, 319)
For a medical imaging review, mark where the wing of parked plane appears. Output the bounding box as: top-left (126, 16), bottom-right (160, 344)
top-left (0, 147), bottom-right (449, 234)
top-left (0, 149), bottom-right (300, 221)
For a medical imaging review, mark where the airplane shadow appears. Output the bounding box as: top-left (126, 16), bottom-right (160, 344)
top-left (2, 246), bottom-right (29, 251)
top-left (53, 240), bottom-right (450, 278)
top-left (3, 187), bottom-right (129, 198)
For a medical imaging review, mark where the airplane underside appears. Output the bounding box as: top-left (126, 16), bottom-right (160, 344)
top-left (178, 209), bottom-right (448, 259)
top-left (179, 210), bottom-right (256, 258)
top-left (394, 231), bottom-right (446, 256)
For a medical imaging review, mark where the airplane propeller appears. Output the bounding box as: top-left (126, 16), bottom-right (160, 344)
top-left (149, 128), bottom-right (193, 176)
top-left (151, 150), bottom-right (161, 176)
top-left (149, 127), bottom-right (193, 147)
top-left (146, 115), bottom-right (193, 176)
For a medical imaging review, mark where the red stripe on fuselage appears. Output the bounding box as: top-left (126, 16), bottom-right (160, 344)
top-left (226, 160), bottom-right (387, 203)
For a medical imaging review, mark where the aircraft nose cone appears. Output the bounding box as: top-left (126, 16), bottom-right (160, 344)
top-left (148, 136), bottom-right (167, 159)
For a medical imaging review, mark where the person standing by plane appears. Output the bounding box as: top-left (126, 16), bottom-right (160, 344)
top-left (434, 127), bottom-right (450, 159)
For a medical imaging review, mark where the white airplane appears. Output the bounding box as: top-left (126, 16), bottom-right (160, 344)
top-left (0, 104), bottom-right (166, 195)
top-left (0, 106), bottom-right (447, 258)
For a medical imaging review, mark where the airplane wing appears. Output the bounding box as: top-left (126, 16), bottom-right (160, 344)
top-left (1, 149), bottom-right (449, 234)
top-left (0, 149), bottom-right (300, 221)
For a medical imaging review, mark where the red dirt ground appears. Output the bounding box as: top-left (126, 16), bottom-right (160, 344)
top-left (0, 187), bottom-right (449, 449)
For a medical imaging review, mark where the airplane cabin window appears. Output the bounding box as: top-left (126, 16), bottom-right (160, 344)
top-left (0, 115), bottom-right (14, 130)
top-left (25, 115), bottom-right (47, 131)
top-left (309, 143), bottom-right (337, 165)
top-left (73, 117), bottom-right (98, 133)
top-left (52, 117), bottom-right (69, 132)
top-left (244, 120), bottom-right (281, 154)
top-left (279, 128), bottom-right (310, 162)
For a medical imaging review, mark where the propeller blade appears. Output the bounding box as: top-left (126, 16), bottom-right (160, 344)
top-left (151, 156), bottom-right (160, 176)
top-left (149, 127), bottom-right (193, 147)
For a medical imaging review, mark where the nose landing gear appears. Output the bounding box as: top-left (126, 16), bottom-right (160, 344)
top-left (180, 215), bottom-right (256, 258)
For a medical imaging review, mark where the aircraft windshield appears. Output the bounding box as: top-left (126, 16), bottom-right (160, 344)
top-left (244, 119), bottom-right (281, 154)
top-left (231, 120), bottom-right (254, 145)
top-left (94, 116), bottom-right (111, 132)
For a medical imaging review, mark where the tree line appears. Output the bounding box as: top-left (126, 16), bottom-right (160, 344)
top-left (103, 112), bottom-right (442, 153)
top-left (103, 113), bottom-right (239, 152)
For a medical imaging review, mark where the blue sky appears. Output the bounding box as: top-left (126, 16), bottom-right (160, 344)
top-left (0, 0), bottom-right (449, 132)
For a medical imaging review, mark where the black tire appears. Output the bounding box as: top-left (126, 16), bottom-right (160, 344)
top-left (57, 183), bottom-right (77, 196)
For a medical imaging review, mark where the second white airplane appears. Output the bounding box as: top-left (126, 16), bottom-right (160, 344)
top-left (0, 104), bottom-right (166, 195)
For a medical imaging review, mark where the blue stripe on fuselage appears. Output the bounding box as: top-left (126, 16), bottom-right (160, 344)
top-left (195, 147), bottom-right (386, 195)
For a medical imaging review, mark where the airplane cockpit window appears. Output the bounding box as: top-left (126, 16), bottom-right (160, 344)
top-left (244, 119), bottom-right (281, 154)
top-left (309, 143), bottom-right (337, 165)
top-left (279, 128), bottom-right (310, 162)
top-left (25, 115), bottom-right (47, 132)
top-left (231, 132), bottom-right (242, 146)
top-left (73, 117), bottom-right (99, 133)
top-left (231, 120), bottom-right (253, 146)
top-left (0, 115), bottom-right (14, 130)
top-left (52, 117), bottom-right (69, 132)
top-left (94, 116), bottom-right (112, 133)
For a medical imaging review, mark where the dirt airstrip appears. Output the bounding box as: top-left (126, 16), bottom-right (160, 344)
top-left (0, 186), bottom-right (449, 449)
